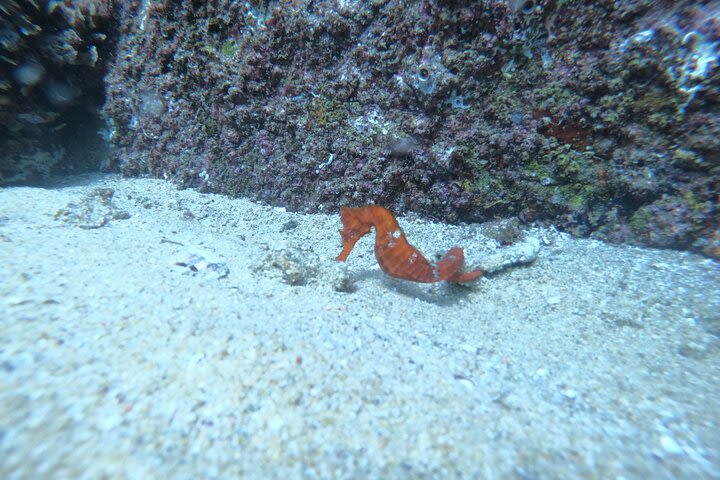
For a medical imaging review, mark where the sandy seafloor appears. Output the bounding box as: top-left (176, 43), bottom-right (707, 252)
top-left (0, 173), bottom-right (718, 479)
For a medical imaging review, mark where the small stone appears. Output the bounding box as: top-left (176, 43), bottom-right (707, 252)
top-left (659, 435), bottom-right (684, 455)
top-left (547, 296), bottom-right (561, 305)
top-left (176, 247), bottom-right (229, 280)
top-left (96, 402), bottom-right (124, 431)
top-left (325, 262), bottom-right (354, 292)
top-left (267, 415), bottom-right (284, 432)
top-left (260, 247), bottom-right (319, 286)
top-left (560, 387), bottom-right (577, 399)
top-left (280, 219), bottom-right (299, 231)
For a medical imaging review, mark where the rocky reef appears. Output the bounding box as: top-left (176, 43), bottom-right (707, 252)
top-left (100, 1), bottom-right (720, 257)
top-left (0, 0), bottom-right (115, 183)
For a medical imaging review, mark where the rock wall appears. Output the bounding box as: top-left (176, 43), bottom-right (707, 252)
top-left (103, 0), bottom-right (719, 257)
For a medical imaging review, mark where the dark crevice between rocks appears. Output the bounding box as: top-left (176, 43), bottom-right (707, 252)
top-left (1, 0), bottom-right (118, 186)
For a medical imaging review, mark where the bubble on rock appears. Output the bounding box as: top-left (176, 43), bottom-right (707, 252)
top-left (13, 61), bottom-right (45, 87)
top-left (138, 89), bottom-right (166, 117)
top-left (44, 79), bottom-right (77, 106)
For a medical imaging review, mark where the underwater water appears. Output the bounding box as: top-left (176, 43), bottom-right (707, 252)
top-left (1, 0), bottom-right (719, 478)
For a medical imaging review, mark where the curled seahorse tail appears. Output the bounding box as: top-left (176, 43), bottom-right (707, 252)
top-left (436, 247), bottom-right (465, 280)
top-left (336, 205), bottom-right (483, 284)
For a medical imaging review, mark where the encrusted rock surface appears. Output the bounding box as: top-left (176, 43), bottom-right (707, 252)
top-left (5, 1), bottom-right (716, 258)
top-left (101, 0), bottom-right (719, 258)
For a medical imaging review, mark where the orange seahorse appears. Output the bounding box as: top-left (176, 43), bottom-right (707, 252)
top-left (336, 205), bottom-right (483, 283)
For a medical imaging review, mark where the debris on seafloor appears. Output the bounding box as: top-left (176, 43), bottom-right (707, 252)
top-left (175, 246), bottom-right (230, 280)
top-left (256, 244), bottom-right (354, 292)
top-left (261, 246), bottom-right (319, 286)
top-left (473, 235), bottom-right (542, 274)
top-left (54, 188), bottom-right (130, 229)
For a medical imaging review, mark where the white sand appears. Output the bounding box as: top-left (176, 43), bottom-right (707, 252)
top-left (1, 173), bottom-right (718, 479)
